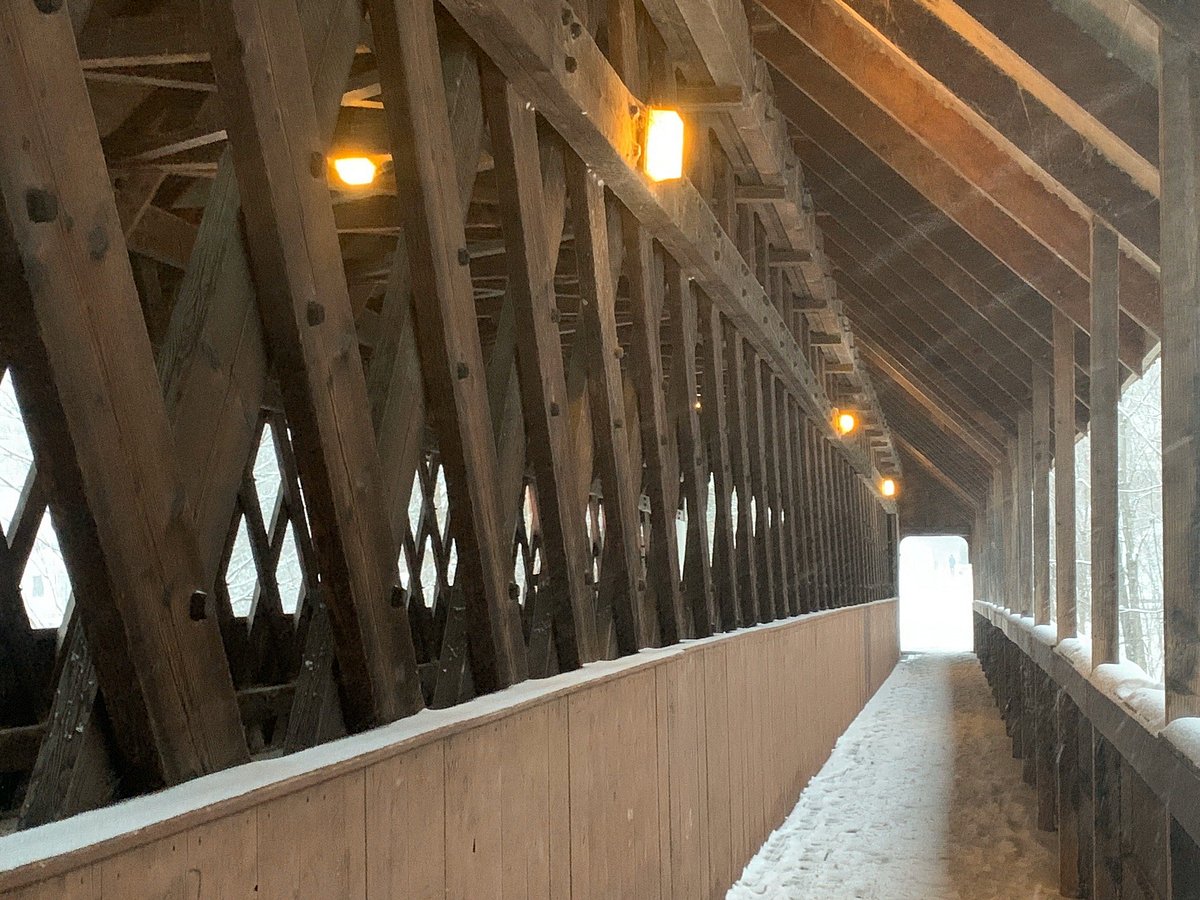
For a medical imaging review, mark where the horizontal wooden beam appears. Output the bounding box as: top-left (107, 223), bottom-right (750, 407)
top-left (436, 0), bottom-right (888, 483)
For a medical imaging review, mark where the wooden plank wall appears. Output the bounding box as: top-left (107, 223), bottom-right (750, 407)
top-left (0, 599), bottom-right (898, 900)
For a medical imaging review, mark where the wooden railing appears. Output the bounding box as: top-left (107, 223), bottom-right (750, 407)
top-left (975, 602), bottom-right (1200, 898)
top-left (0, 599), bottom-right (899, 898)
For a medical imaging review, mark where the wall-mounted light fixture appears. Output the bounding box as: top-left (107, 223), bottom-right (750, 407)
top-left (644, 108), bottom-right (685, 182)
top-left (835, 409), bottom-right (857, 436)
top-left (881, 478), bottom-right (897, 498)
top-left (331, 155), bottom-right (379, 187)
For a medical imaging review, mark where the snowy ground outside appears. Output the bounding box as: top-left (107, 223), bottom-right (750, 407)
top-left (729, 653), bottom-right (1060, 899)
top-left (899, 535), bottom-right (974, 652)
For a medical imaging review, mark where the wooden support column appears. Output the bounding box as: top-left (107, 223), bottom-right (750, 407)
top-left (624, 219), bottom-right (688, 643)
top-left (1161, 33), bottom-right (1200, 720)
top-left (792, 404), bottom-right (817, 612)
top-left (1093, 730), bottom-right (1123, 898)
top-left (566, 155), bottom-right (648, 654)
top-left (206, 0), bottom-right (424, 723)
top-left (367, 0), bottom-right (527, 691)
top-left (1032, 367), bottom-right (1051, 624)
top-left (761, 365), bottom-right (790, 618)
top-left (1054, 311), bottom-right (1079, 642)
top-left (0, 1), bottom-right (247, 784)
top-left (811, 423), bottom-right (835, 609)
top-left (745, 348), bottom-right (779, 619)
top-left (484, 69), bottom-right (596, 665)
top-left (665, 262), bottom-right (717, 637)
top-left (1017, 409), bottom-right (1034, 617)
top-left (1058, 690), bottom-right (1085, 897)
top-left (779, 390), bottom-right (804, 615)
top-left (700, 298), bottom-right (740, 630)
top-left (1090, 220), bottom-right (1120, 667)
top-left (726, 324), bottom-right (762, 623)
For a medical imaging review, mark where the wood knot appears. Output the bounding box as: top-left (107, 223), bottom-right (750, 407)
top-left (25, 188), bottom-right (58, 223)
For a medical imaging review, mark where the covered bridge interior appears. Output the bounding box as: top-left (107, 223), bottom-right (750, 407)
top-left (0, 0), bottom-right (1196, 896)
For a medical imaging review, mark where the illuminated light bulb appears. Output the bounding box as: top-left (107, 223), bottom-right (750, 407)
top-left (836, 411), bottom-right (857, 436)
top-left (644, 108), bottom-right (685, 182)
top-left (694, 398), bottom-right (703, 411)
top-left (881, 478), bottom-right (897, 498)
top-left (332, 156), bottom-right (378, 187)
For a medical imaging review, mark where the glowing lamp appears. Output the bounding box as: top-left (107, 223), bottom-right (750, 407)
top-left (881, 478), bottom-right (897, 498)
top-left (332, 156), bottom-right (378, 187)
top-left (644, 109), bottom-right (685, 182)
top-left (836, 410), bottom-right (857, 436)
top-left (694, 398), bottom-right (703, 412)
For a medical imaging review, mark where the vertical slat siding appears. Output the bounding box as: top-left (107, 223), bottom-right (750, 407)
top-left (1, 602), bottom-right (899, 899)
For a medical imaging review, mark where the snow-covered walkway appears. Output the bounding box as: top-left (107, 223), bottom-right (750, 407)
top-left (729, 652), bottom-right (1060, 899)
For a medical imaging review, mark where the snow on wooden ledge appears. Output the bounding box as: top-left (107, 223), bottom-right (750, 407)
top-left (0, 598), bottom-right (899, 882)
top-left (975, 600), bottom-right (1200, 769)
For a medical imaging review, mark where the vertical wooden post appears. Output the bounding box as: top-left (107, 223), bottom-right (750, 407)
top-left (366, 0), bottom-right (529, 692)
top-left (664, 261), bottom-right (717, 637)
top-left (700, 298), bottom-right (740, 630)
top-left (1032, 367), bottom-right (1052, 624)
top-left (0, 1), bottom-right (248, 782)
top-left (1090, 220), bottom-right (1120, 666)
top-left (1054, 311), bottom-right (1079, 641)
top-left (1058, 691), bottom-right (1084, 897)
top-left (726, 325), bottom-right (762, 623)
top-left (1161, 32), bottom-right (1200, 720)
top-left (1093, 730), bottom-right (1123, 898)
top-left (484, 71), bottom-right (596, 665)
top-left (779, 392), bottom-right (804, 615)
top-left (623, 219), bottom-right (688, 643)
top-left (565, 155), bottom-right (647, 655)
top-left (745, 349), bottom-right (778, 619)
top-left (1017, 411), bottom-right (1034, 617)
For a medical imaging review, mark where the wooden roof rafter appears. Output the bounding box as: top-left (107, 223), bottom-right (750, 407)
top-left (634, 0), bottom-right (902, 476)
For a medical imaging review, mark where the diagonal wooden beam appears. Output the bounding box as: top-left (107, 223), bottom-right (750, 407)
top-left (756, 0), bottom-right (1163, 336)
top-left (829, 0), bottom-right (1159, 255)
top-left (368, 0), bottom-right (528, 691)
top-left (820, 221), bottom-right (1032, 404)
top-left (0, 2), bottom-right (247, 784)
top-left (857, 338), bottom-right (1004, 466)
top-left (919, 0), bottom-right (1158, 188)
top-left (205, 0), bottom-right (423, 724)
top-left (19, 0), bottom-right (367, 826)
top-left (699, 298), bottom-right (741, 630)
top-left (566, 154), bottom-right (649, 654)
top-left (835, 272), bottom-right (1018, 438)
top-left (438, 0), bottom-right (891, 486)
top-left (624, 220), bottom-right (689, 643)
top-left (892, 433), bottom-right (980, 510)
top-left (665, 265), bottom-right (718, 636)
top-left (758, 27), bottom-right (1159, 361)
top-left (484, 66), bottom-right (597, 665)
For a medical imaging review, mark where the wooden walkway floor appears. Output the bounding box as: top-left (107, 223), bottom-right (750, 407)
top-left (729, 652), bottom-right (1060, 899)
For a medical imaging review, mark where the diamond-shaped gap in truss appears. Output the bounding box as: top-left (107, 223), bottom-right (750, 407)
top-left (401, 451), bottom-right (454, 614)
top-left (676, 494), bottom-right (689, 586)
top-left (730, 486), bottom-right (740, 549)
top-left (220, 417), bottom-right (312, 619)
top-left (0, 371), bottom-right (68, 629)
top-left (705, 473), bottom-right (717, 566)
